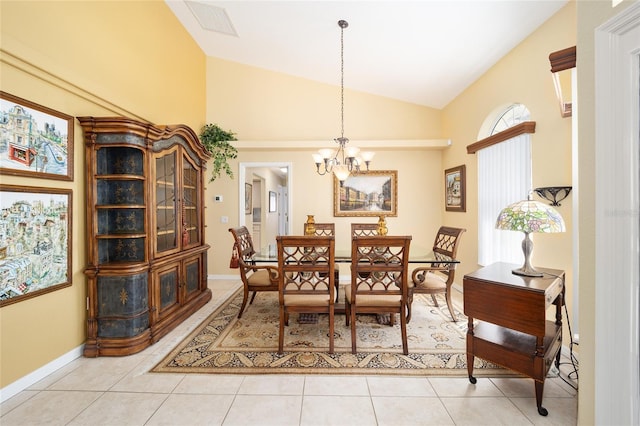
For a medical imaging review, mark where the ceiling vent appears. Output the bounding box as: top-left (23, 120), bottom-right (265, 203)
top-left (185, 1), bottom-right (238, 36)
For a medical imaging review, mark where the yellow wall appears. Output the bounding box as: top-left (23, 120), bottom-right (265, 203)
top-left (203, 56), bottom-right (446, 270)
top-left (0, 0), bottom-right (205, 388)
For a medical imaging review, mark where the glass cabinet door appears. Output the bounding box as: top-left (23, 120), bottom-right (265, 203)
top-left (156, 150), bottom-right (177, 253)
top-left (181, 155), bottom-right (200, 247)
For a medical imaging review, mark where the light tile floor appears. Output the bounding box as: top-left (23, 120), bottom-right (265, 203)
top-left (1, 279), bottom-right (578, 425)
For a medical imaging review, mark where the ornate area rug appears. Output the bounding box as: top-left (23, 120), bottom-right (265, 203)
top-left (152, 288), bottom-right (505, 376)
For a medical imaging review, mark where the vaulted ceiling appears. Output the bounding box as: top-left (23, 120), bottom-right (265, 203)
top-left (166, 0), bottom-right (568, 109)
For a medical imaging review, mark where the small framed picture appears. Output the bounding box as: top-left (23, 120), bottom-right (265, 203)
top-left (445, 165), bottom-right (466, 212)
top-left (268, 191), bottom-right (277, 212)
top-left (244, 183), bottom-right (252, 214)
top-left (0, 91), bottom-right (74, 181)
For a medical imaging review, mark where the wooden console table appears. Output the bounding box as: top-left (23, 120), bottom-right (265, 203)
top-left (463, 262), bottom-right (564, 416)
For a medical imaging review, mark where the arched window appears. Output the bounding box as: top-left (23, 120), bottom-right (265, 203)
top-left (477, 104), bottom-right (532, 266)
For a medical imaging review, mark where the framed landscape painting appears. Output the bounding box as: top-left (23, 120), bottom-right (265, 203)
top-left (334, 170), bottom-right (397, 217)
top-left (445, 165), bottom-right (466, 212)
top-left (0, 91), bottom-right (74, 181)
top-left (0, 184), bottom-right (72, 307)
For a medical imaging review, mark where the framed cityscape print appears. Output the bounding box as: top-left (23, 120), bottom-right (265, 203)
top-left (334, 170), bottom-right (397, 217)
top-left (0, 91), bottom-right (74, 181)
top-left (445, 165), bottom-right (466, 212)
top-left (0, 184), bottom-right (72, 307)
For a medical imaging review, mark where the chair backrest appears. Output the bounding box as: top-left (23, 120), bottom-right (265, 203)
top-left (304, 222), bottom-right (335, 236)
top-left (351, 223), bottom-right (379, 237)
top-left (276, 235), bottom-right (335, 300)
top-left (350, 235), bottom-right (412, 296)
top-left (432, 226), bottom-right (466, 280)
top-left (229, 226), bottom-right (258, 280)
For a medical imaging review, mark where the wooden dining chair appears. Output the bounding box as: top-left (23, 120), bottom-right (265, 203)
top-left (276, 235), bottom-right (335, 354)
top-left (304, 222), bottom-right (335, 236)
top-left (351, 223), bottom-right (379, 237)
top-left (228, 226), bottom-right (279, 318)
top-left (408, 226), bottom-right (465, 322)
top-left (346, 235), bottom-right (412, 355)
top-left (303, 222), bottom-right (340, 303)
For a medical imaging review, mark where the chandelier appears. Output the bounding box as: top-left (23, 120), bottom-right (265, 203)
top-left (313, 19), bottom-right (374, 181)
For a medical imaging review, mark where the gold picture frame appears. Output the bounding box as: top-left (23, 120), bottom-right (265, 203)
top-left (334, 170), bottom-right (397, 217)
top-left (445, 165), bottom-right (466, 212)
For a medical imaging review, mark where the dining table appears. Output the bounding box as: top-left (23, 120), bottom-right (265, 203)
top-left (250, 247), bottom-right (460, 317)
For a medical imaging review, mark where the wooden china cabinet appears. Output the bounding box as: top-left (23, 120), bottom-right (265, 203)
top-left (78, 117), bottom-right (211, 357)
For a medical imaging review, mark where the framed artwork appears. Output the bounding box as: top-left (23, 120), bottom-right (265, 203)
top-left (245, 183), bottom-right (252, 214)
top-left (334, 170), bottom-right (397, 217)
top-left (0, 184), bottom-right (72, 307)
top-left (0, 91), bottom-right (74, 181)
top-left (445, 165), bottom-right (466, 212)
top-left (268, 191), bottom-right (277, 212)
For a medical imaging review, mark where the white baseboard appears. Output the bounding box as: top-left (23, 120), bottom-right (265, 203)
top-left (209, 274), bottom-right (240, 280)
top-left (0, 345), bottom-right (83, 403)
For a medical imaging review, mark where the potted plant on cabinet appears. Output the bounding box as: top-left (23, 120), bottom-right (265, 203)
top-left (199, 123), bottom-right (238, 181)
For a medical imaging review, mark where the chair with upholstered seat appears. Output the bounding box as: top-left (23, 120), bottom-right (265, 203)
top-left (276, 235), bottom-right (335, 354)
top-left (408, 226), bottom-right (465, 322)
top-left (346, 235), bottom-right (412, 355)
top-left (229, 226), bottom-right (279, 319)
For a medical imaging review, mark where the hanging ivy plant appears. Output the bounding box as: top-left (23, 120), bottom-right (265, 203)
top-left (199, 123), bottom-right (238, 181)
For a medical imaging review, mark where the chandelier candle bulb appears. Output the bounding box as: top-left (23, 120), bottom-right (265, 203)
top-left (345, 146), bottom-right (360, 158)
top-left (361, 151), bottom-right (375, 162)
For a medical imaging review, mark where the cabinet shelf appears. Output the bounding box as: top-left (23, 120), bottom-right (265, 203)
top-left (97, 174), bottom-right (145, 180)
top-left (96, 205), bottom-right (145, 209)
top-left (96, 233), bottom-right (146, 239)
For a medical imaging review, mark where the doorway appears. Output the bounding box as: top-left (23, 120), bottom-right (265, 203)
top-left (239, 162), bottom-right (292, 252)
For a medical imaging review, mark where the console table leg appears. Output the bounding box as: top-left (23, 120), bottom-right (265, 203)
top-left (466, 352), bottom-right (477, 384)
top-left (466, 318), bottom-right (477, 383)
top-left (535, 380), bottom-right (548, 416)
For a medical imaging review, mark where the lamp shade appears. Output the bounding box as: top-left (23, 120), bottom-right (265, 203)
top-left (495, 200), bottom-right (565, 233)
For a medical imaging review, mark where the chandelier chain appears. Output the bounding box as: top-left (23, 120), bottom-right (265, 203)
top-left (340, 22), bottom-right (345, 139)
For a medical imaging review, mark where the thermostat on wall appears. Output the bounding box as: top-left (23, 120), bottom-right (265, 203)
top-left (214, 195), bottom-right (223, 202)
